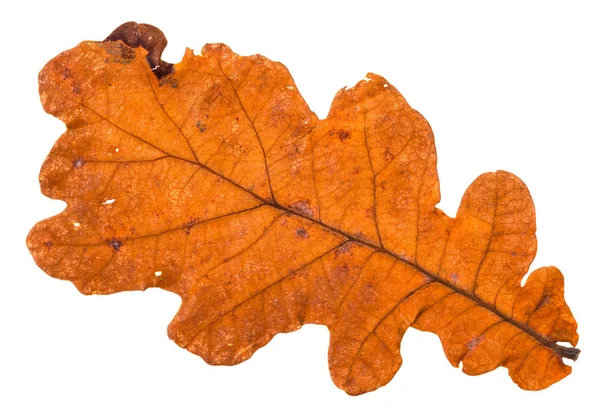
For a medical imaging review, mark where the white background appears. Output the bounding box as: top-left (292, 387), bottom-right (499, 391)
top-left (1, 1), bottom-right (598, 417)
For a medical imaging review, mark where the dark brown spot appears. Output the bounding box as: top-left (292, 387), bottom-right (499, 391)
top-left (384, 148), bottom-right (394, 161)
top-left (120, 46), bottom-right (136, 60)
top-left (296, 228), bottom-right (308, 238)
top-left (338, 130), bottom-right (351, 142)
top-left (61, 67), bottom-right (72, 80)
top-left (72, 83), bottom-right (82, 94)
top-left (107, 239), bottom-right (123, 251)
top-left (159, 76), bottom-right (179, 89)
top-left (196, 121), bottom-right (207, 133)
top-left (183, 218), bottom-right (199, 235)
top-left (44, 240), bottom-right (53, 248)
top-left (104, 43), bottom-right (137, 65)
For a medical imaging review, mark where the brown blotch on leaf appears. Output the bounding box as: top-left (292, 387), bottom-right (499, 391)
top-left (384, 148), bottom-right (394, 161)
top-left (61, 66), bottom-right (72, 80)
top-left (159, 76), bottom-right (179, 89)
top-left (290, 200), bottom-right (314, 218)
top-left (466, 336), bottom-right (483, 350)
top-left (337, 130), bottom-right (351, 142)
top-left (183, 218), bottom-right (199, 235)
top-left (335, 243), bottom-right (351, 256)
top-left (106, 43), bottom-right (136, 63)
top-left (104, 21), bottom-right (173, 78)
top-left (296, 228), bottom-right (308, 238)
top-left (196, 121), bottom-right (207, 133)
top-left (107, 239), bottom-right (123, 251)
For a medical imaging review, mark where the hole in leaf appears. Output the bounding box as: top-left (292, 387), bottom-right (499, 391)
top-left (102, 199), bottom-right (116, 205)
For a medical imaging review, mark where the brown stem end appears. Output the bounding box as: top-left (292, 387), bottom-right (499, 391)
top-left (557, 345), bottom-right (580, 361)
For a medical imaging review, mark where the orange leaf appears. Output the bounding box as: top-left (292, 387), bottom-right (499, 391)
top-left (27, 22), bottom-right (579, 395)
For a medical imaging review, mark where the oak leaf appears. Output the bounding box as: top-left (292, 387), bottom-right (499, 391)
top-left (27, 22), bottom-right (579, 395)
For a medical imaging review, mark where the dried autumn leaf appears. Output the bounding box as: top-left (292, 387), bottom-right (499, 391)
top-left (27, 22), bottom-right (579, 395)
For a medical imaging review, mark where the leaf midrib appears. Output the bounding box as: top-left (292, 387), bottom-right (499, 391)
top-left (70, 86), bottom-right (579, 361)
top-left (269, 194), bottom-right (579, 361)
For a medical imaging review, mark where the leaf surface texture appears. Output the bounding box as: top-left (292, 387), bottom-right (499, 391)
top-left (28, 23), bottom-right (579, 395)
